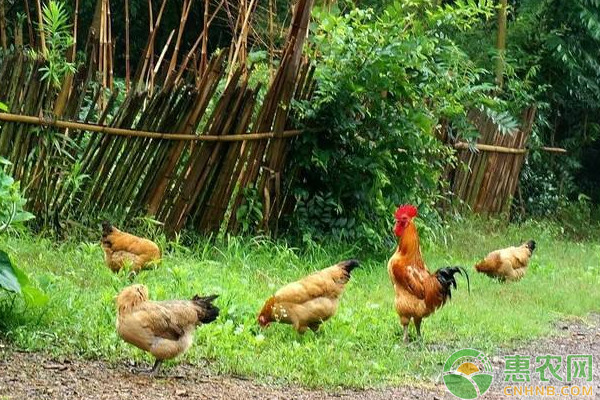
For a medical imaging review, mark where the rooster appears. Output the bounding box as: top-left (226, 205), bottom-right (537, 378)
top-left (258, 259), bottom-right (359, 333)
top-left (101, 221), bottom-right (161, 273)
top-left (388, 204), bottom-right (469, 343)
top-left (116, 284), bottom-right (219, 375)
top-left (474, 240), bottom-right (536, 281)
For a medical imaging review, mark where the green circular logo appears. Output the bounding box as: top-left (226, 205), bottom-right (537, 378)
top-left (443, 349), bottom-right (494, 399)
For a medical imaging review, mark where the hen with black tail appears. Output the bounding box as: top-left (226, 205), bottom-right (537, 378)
top-left (475, 240), bottom-right (536, 281)
top-left (116, 284), bottom-right (219, 376)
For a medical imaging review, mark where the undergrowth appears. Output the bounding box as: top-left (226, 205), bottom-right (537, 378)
top-left (0, 217), bottom-right (599, 388)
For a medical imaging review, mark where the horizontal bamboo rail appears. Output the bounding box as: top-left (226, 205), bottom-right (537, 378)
top-left (454, 142), bottom-right (526, 154)
top-left (454, 142), bottom-right (566, 154)
top-left (0, 112), bottom-right (303, 141)
top-left (540, 146), bottom-right (568, 154)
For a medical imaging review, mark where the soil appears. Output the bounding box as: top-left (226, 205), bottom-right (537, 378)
top-left (1, 315), bottom-right (598, 400)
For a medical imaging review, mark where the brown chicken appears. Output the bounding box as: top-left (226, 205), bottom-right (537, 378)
top-left (101, 221), bottom-right (161, 272)
top-left (116, 284), bottom-right (219, 374)
top-left (474, 240), bottom-right (536, 281)
top-left (388, 204), bottom-right (469, 343)
top-left (257, 259), bottom-right (359, 333)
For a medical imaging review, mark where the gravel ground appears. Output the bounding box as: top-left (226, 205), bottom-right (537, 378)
top-left (1, 315), bottom-right (598, 400)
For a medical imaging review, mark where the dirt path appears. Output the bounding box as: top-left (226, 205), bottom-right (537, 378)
top-left (1, 315), bottom-right (598, 400)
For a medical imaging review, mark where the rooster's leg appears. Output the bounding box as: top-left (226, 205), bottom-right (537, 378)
top-left (414, 318), bottom-right (423, 341)
top-left (401, 317), bottom-right (410, 343)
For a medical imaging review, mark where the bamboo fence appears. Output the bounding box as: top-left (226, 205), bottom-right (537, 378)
top-left (451, 107), bottom-right (537, 214)
top-left (0, 0), bottom-right (315, 235)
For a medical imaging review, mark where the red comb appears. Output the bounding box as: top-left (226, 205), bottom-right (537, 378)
top-left (394, 204), bottom-right (418, 219)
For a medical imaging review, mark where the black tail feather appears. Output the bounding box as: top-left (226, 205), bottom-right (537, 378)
top-left (192, 294), bottom-right (220, 324)
top-left (338, 259), bottom-right (360, 275)
top-left (102, 220), bottom-right (113, 236)
top-left (435, 266), bottom-right (470, 300)
top-left (526, 239), bottom-right (536, 253)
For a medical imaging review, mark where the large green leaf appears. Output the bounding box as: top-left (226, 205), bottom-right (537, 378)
top-left (0, 250), bottom-right (21, 293)
top-left (22, 286), bottom-right (49, 307)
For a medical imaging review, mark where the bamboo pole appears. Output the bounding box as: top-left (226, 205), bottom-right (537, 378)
top-left (35, 0), bottom-right (47, 57)
top-left (107, 0), bottom-right (113, 89)
top-left (454, 142), bottom-right (526, 154)
top-left (200, 0), bottom-right (209, 73)
top-left (540, 146), bottom-right (567, 154)
top-left (227, 0), bottom-right (256, 83)
top-left (24, 0), bottom-right (35, 47)
top-left (166, 0), bottom-right (193, 83)
top-left (153, 29), bottom-right (176, 75)
top-left (173, 0), bottom-right (224, 85)
top-left (0, 0), bottom-right (7, 50)
top-left (125, 0), bottom-right (130, 91)
top-left (0, 112), bottom-right (302, 141)
top-left (454, 142), bottom-right (566, 154)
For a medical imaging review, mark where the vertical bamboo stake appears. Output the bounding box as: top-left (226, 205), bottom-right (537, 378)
top-left (146, 0), bottom-right (155, 92)
top-left (0, 0), bottom-right (7, 50)
top-left (268, 0), bottom-right (274, 79)
top-left (227, 0), bottom-right (256, 83)
top-left (35, 0), bottom-right (47, 57)
top-left (200, 0), bottom-right (209, 73)
top-left (99, 0), bottom-right (105, 86)
top-left (107, 0), bottom-right (113, 90)
top-left (495, 0), bottom-right (507, 89)
top-left (166, 0), bottom-right (193, 84)
top-left (125, 0), bottom-right (130, 91)
top-left (72, 0), bottom-right (79, 62)
top-left (24, 0), bottom-right (35, 47)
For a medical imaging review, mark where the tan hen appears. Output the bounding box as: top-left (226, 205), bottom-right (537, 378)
top-left (116, 284), bottom-right (219, 374)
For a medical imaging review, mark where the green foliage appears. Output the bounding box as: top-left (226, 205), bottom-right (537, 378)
top-left (288, 2), bottom-right (500, 247)
top-left (0, 157), bottom-right (35, 234)
top-left (37, 0), bottom-right (76, 88)
top-left (236, 186), bottom-right (264, 234)
top-left (0, 158), bottom-right (47, 312)
top-left (1, 220), bottom-right (599, 387)
top-left (0, 250), bottom-right (48, 308)
top-left (0, 250), bottom-right (22, 293)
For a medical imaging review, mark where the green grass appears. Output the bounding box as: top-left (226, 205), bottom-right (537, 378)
top-left (1, 218), bottom-right (599, 389)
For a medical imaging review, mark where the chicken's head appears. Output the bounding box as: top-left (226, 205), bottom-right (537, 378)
top-left (394, 204), bottom-right (418, 237)
top-left (257, 297), bottom-right (276, 327)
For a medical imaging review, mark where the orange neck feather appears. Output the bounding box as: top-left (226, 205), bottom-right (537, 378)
top-left (397, 221), bottom-right (425, 268)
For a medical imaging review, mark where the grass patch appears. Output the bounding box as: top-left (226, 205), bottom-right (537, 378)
top-left (0, 218), bottom-right (599, 388)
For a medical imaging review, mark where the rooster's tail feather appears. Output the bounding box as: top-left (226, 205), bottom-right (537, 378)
top-left (435, 266), bottom-right (470, 301)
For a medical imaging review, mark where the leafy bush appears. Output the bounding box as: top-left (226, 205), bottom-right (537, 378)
top-left (0, 157), bottom-right (46, 311)
top-left (286, 2), bottom-right (501, 247)
top-left (0, 157), bottom-right (34, 233)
